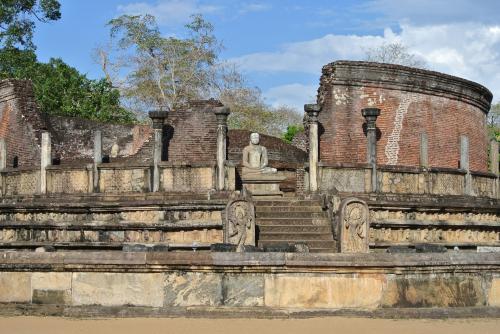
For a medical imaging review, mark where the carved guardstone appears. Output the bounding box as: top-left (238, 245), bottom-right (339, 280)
top-left (339, 198), bottom-right (370, 253)
top-left (224, 196), bottom-right (256, 252)
top-left (241, 133), bottom-right (285, 198)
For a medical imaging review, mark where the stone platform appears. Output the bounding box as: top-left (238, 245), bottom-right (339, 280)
top-left (241, 173), bottom-right (286, 198)
top-left (1, 251), bottom-right (500, 317)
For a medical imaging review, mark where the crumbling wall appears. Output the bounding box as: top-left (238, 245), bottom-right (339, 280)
top-left (0, 80), bottom-right (44, 167)
top-left (317, 61), bottom-right (492, 172)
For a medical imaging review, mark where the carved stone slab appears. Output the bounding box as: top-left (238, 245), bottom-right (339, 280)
top-left (339, 198), bottom-right (369, 253)
top-left (224, 197), bottom-right (255, 252)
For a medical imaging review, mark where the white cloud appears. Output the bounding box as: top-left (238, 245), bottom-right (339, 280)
top-left (117, 0), bottom-right (219, 26)
top-left (233, 23), bottom-right (500, 101)
top-left (238, 3), bottom-right (272, 14)
top-left (264, 83), bottom-right (317, 111)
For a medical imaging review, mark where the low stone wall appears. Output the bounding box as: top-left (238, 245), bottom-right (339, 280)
top-left (0, 252), bottom-right (499, 313)
top-left (0, 195), bottom-right (226, 249)
top-left (47, 166), bottom-right (92, 194)
top-left (320, 165), bottom-right (499, 199)
top-left (1, 168), bottom-right (40, 196)
top-left (160, 164), bottom-right (215, 192)
top-left (0, 163), bottom-right (226, 196)
top-left (332, 193), bottom-right (500, 251)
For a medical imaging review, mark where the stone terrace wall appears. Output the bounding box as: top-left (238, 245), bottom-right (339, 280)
top-left (0, 252), bottom-right (500, 313)
top-left (317, 61), bottom-right (492, 172)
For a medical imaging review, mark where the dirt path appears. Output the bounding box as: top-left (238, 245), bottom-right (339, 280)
top-left (1, 316), bottom-right (500, 334)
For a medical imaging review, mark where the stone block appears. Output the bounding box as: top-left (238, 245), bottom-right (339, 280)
top-left (32, 289), bottom-right (70, 304)
top-left (72, 272), bottom-right (164, 307)
top-left (164, 272), bottom-right (222, 306)
top-left (32, 272), bottom-right (71, 290)
top-left (264, 274), bottom-right (384, 309)
top-left (0, 272), bottom-right (31, 302)
top-left (488, 277), bottom-right (500, 307)
top-left (222, 274), bottom-right (264, 307)
top-left (381, 275), bottom-right (486, 307)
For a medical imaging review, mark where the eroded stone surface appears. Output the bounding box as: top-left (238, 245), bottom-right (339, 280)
top-left (0, 272), bottom-right (31, 302)
top-left (264, 274), bottom-right (384, 309)
top-left (488, 277), bottom-right (500, 307)
top-left (381, 275), bottom-right (486, 307)
top-left (72, 272), bottom-right (164, 307)
top-left (164, 272), bottom-right (222, 306)
top-left (32, 272), bottom-right (71, 290)
top-left (222, 274), bottom-right (264, 307)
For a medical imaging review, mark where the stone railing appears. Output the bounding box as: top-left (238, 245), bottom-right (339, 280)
top-left (0, 162), bottom-right (236, 196)
top-left (319, 163), bottom-right (499, 199)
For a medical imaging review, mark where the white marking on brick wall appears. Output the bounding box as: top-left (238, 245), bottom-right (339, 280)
top-left (333, 88), bottom-right (350, 105)
top-left (384, 93), bottom-right (418, 165)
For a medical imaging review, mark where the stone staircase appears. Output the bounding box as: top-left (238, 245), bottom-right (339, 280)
top-left (255, 198), bottom-right (336, 253)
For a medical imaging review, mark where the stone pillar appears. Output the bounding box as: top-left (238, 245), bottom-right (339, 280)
top-left (305, 104), bottom-right (321, 193)
top-left (0, 138), bottom-right (6, 170)
top-left (40, 131), bottom-right (51, 194)
top-left (362, 108), bottom-right (381, 193)
top-left (490, 139), bottom-right (499, 175)
top-left (214, 106), bottom-right (230, 191)
top-left (93, 131), bottom-right (102, 192)
top-left (460, 135), bottom-right (471, 195)
top-left (149, 108), bottom-right (169, 192)
top-left (420, 132), bottom-right (429, 168)
top-left (0, 138), bottom-right (6, 196)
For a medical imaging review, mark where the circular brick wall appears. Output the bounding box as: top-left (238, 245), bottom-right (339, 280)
top-left (317, 61), bottom-right (493, 172)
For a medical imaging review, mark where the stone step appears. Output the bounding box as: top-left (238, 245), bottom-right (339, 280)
top-left (256, 211), bottom-right (328, 219)
top-left (258, 232), bottom-right (333, 241)
top-left (310, 248), bottom-right (337, 253)
top-left (254, 200), bottom-right (321, 206)
top-left (255, 206), bottom-right (324, 213)
top-left (256, 218), bottom-right (330, 226)
top-left (258, 240), bottom-right (336, 250)
top-left (258, 225), bottom-right (332, 233)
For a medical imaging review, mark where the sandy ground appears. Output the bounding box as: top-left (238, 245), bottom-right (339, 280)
top-left (1, 317), bottom-right (500, 334)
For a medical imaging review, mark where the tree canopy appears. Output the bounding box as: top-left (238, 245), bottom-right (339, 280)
top-left (364, 42), bottom-right (427, 69)
top-left (0, 1), bottom-right (135, 123)
top-left (100, 14), bottom-right (302, 136)
top-left (0, 0), bottom-right (61, 50)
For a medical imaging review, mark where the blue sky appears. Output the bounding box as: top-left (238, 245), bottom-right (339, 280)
top-left (33, 0), bottom-right (500, 110)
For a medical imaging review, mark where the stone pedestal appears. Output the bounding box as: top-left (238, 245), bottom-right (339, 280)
top-left (241, 171), bottom-right (285, 198)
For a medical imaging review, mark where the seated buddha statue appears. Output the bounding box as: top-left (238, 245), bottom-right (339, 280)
top-left (241, 133), bottom-right (277, 176)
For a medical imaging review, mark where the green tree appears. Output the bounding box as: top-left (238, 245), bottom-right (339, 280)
top-left (282, 124), bottom-right (304, 143)
top-left (0, 0), bottom-right (61, 50)
top-left (106, 14), bottom-right (220, 109)
top-left (0, 49), bottom-right (135, 123)
top-left (488, 102), bottom-right (500, 141)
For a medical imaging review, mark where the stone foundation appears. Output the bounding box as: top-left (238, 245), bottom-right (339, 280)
top-left (0, 252), bottom-right (500, 315)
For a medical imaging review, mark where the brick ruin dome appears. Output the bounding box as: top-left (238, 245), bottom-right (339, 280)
top-left (317, 61), bottom-right (493, 172)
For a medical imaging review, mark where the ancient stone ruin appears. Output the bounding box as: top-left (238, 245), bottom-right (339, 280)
top-left (0, 61), bottom-right (498, 316)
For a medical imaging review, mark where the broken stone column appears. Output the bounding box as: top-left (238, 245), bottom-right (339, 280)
top-left (362, 108), bottom-right (381, 193)
top-left (0, 138), bottom-right (6, 170)
top-left (0, 138), bottom-right (6, 196)
top-left (491, 139), bottom-right (499, 175)
top-left (40, 131), bottom-right (51, 194)
top-left (215, 106), bottom-right (230, 191)
top-left (460, 135), bottom-right (471, 195)
top-left (149, 108), bottom-right (169, 192)
top-left (420, 132), bottom-right (429, 168)
top-left (305, 104), bottom-right (321, 193)
top-left (93, 130), bottom-right (102, 192)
